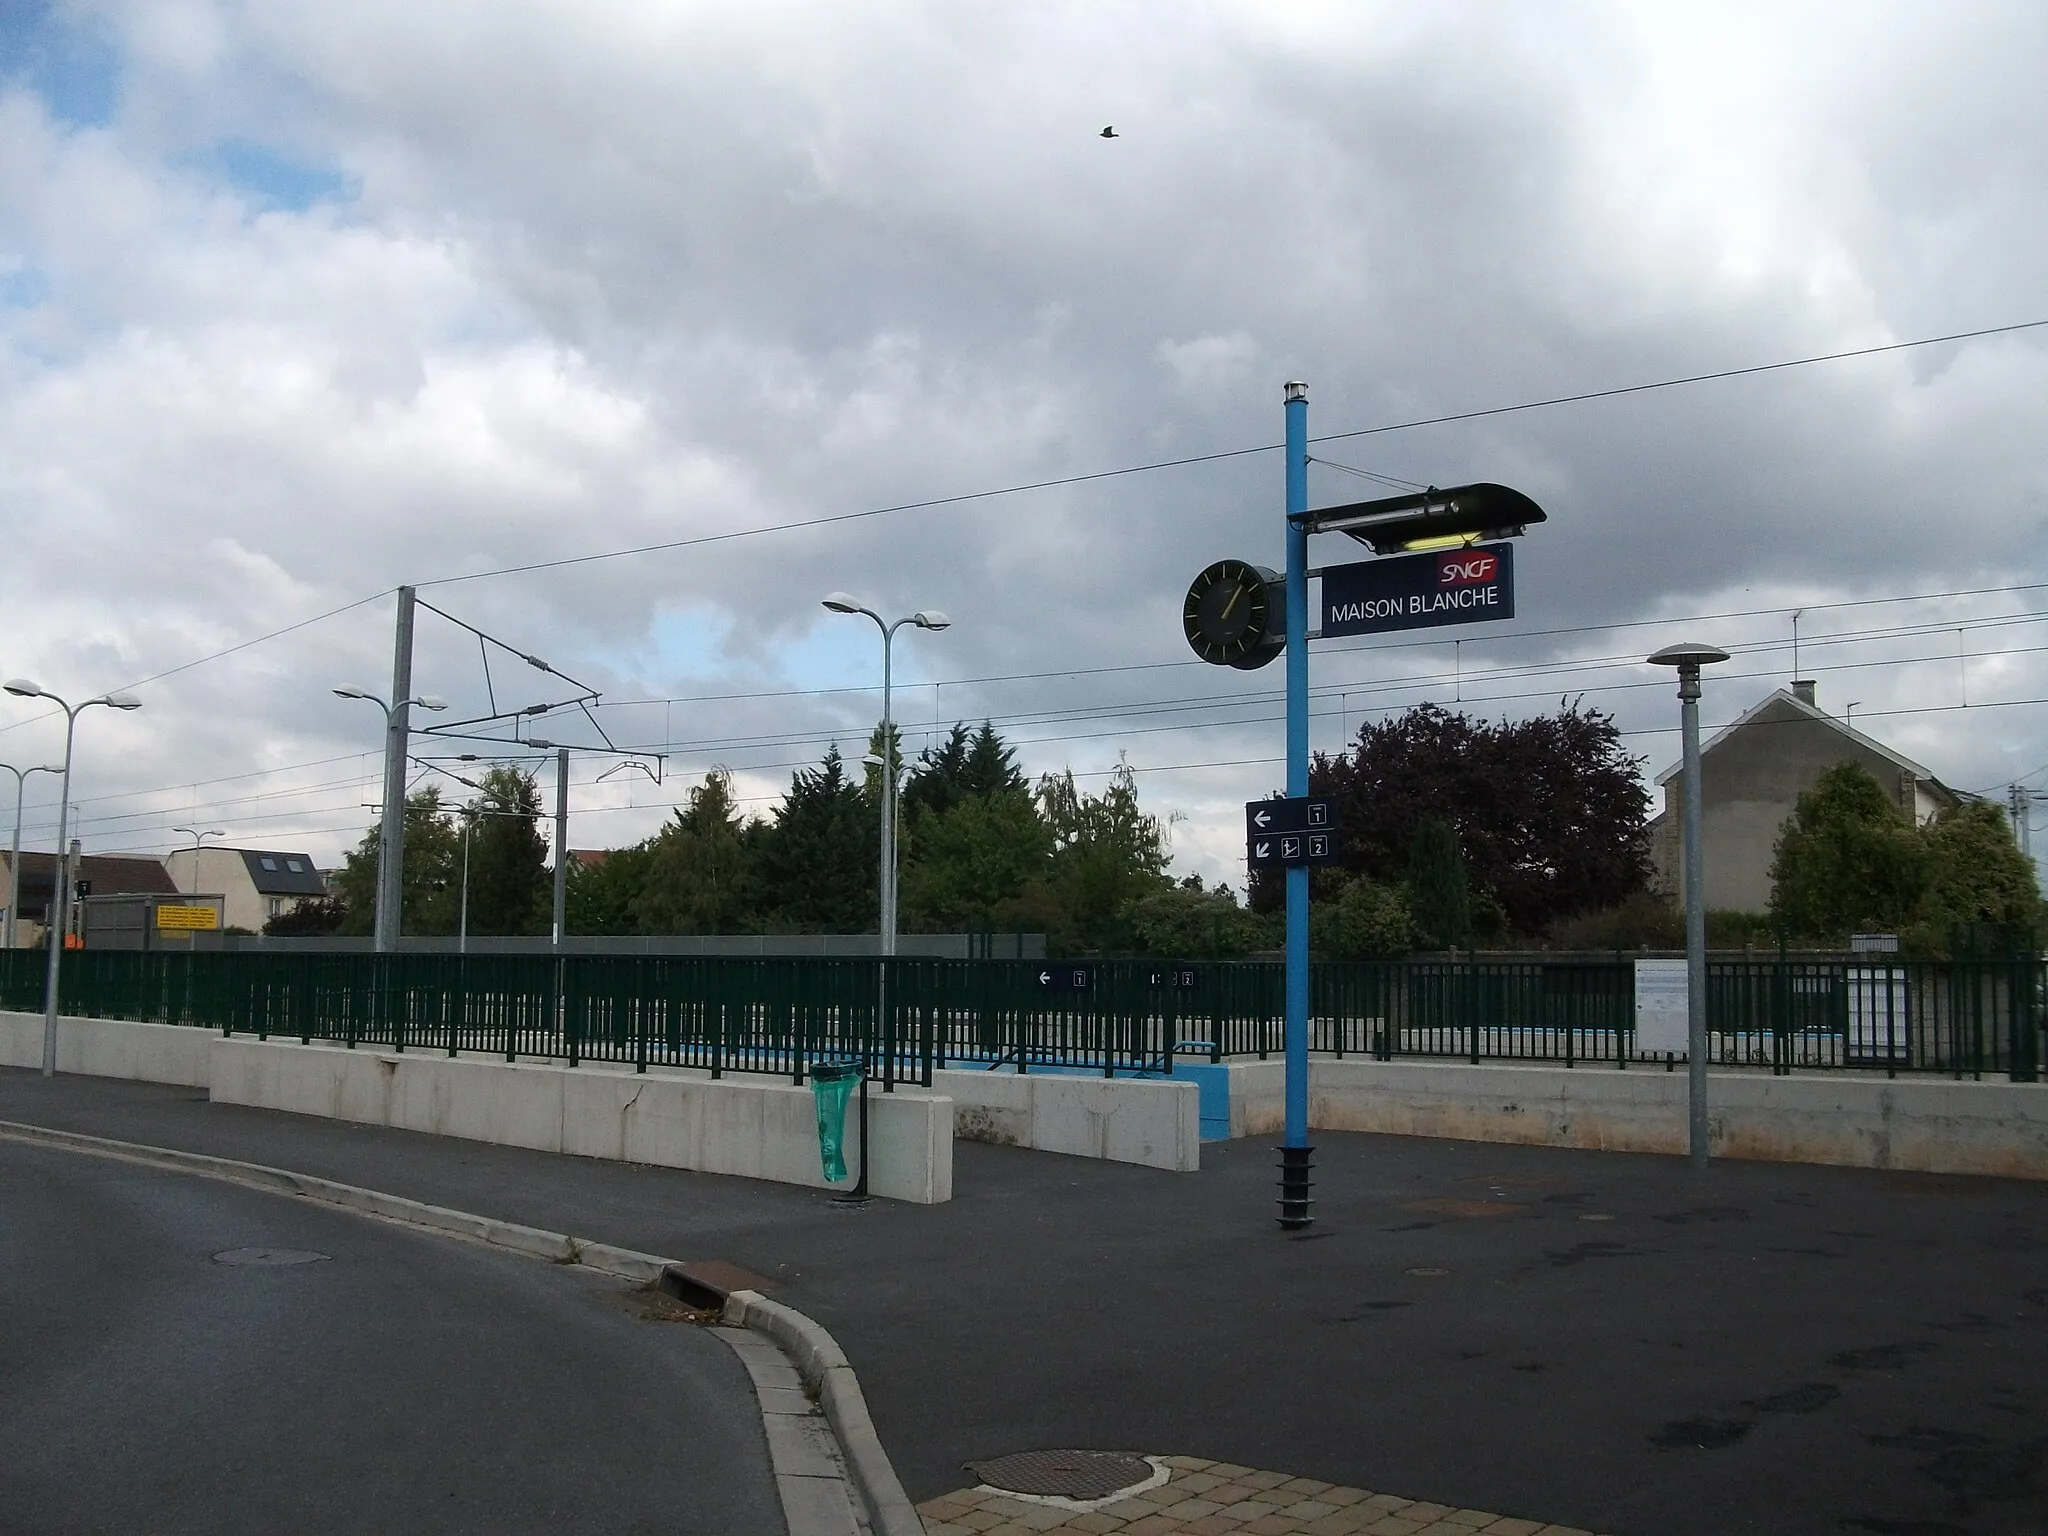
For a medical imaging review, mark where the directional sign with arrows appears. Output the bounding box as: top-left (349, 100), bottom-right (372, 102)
top-left (1245, 797), bottom-right (1338, 869)
top-left (1035, 964), bottom-right (1095, 992)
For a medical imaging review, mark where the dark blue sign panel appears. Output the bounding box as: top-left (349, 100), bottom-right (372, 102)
top-left (1244, 797), bottom-right (1333, 839)
top-left (1036, 964), bottom-right (1094, 992)
top-left (1321, 542), bottom-right (1514, 636)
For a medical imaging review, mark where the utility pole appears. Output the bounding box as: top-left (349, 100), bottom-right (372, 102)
top-left (552, 746), bottom-right (569, 947)
top-left (375, 587), bottom-right (417, 954)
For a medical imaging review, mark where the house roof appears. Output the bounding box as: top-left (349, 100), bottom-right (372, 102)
top-left (236, 849), bottom-right (327, 896)
top-left (1655, 687), bottom-right (1952, 797)
top-left (1, 853), bottom-right (179, 896)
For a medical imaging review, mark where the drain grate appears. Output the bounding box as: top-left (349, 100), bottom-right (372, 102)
top-left (212, 1248), bottom-right (330, 1267)
top-left (967, 1449), bottom-right (1154, 1501)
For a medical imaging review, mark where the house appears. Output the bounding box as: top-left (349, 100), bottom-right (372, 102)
top-left (1646, 680), bottom-right (1961, 913)
top-left (169, 847), bottom-right (327, 933)
top-left (0, 852), bottom-right (180, 947)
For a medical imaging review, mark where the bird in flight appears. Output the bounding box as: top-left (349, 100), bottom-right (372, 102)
top-left (1100, 126), bottom-right (1118, 138)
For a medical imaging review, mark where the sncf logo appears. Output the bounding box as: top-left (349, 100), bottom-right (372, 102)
top-left (1438, 551), bottom-right (1498, 586)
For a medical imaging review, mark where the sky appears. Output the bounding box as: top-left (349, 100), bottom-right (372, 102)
top-left (2, 0), bottom-right (2046, 896)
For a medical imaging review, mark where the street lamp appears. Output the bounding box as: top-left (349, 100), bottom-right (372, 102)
top-left (820, 595), bottom-right (951, 957)
top-left (2, 679), bottom-right (143, 1077)
top-left (333, 686), bottom-right (446, 953)
top-left (172, 825), bottom-right (225, 894)
top-left (821, 593), bottom-right (951, 1202)
top-left (3, 761), bottom-right (63, 952)
top-left (1647, 642), bottom-right (1730, 1170)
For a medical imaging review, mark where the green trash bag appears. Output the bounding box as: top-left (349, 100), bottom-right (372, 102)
top-left (807, 1060), bottom-right (862, 1182)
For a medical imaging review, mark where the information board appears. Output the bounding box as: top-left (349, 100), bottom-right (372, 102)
top-left (155, 904), bottom-right (220, 932)
top-left (1633, 958), bottom-right (1689, 1054)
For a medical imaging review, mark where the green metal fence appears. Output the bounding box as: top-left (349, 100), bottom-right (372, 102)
top-left (2, 949), bottom-right (2040, 1082)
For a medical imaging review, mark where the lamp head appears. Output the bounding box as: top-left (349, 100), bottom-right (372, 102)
top-left (414, 695), bottom-right (447, 712)
top-left (332, 686), bottom-right (373, 701)
top-left (1646, 643), bottom-right (1731, 671)
top-left (4, 678), bottom-right (44, 699)
top-left (911, 610), bottom-right (951, 631)
top-left (821, 592), bottom-right (865, 615)
top-left (97, 692), bottom-right (142, 711)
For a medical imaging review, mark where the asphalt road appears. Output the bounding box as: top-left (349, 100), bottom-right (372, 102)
top-left (6, 1068), bottom-right (2047, 1536)
top-left (0, 1134), bottom-right (782, 1536)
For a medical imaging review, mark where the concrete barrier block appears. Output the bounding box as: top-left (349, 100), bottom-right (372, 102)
top-left (933, 1069), bottom-right (1198, 1171)
top-left (0, 1011), bottom-right (213, 1085)
top-left (934, 1068), bottom-right (1030, 1147)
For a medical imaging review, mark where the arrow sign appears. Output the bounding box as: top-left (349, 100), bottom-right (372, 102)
top-left (1246, 796), bottom-right (1334, 844)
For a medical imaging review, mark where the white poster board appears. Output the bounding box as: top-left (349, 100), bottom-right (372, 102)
top-left (1634, 959), bottom-right (1690, 1054)
top-left (1847, 965), bottom-right (1910, 1062)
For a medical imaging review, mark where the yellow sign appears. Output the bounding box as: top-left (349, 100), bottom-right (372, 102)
top-left (156, 904), bottom-right (220, 932)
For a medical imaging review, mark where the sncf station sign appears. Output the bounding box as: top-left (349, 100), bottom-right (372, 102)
top-left (1320, 542), bottom-right (1515, 637)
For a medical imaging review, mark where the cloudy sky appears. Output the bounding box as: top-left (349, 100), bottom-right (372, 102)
top-left (3, 0), bottom-right (2046, 894)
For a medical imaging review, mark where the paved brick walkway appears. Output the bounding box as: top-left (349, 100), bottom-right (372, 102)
top-left (916, 1457), bottom-right (1601, 1536)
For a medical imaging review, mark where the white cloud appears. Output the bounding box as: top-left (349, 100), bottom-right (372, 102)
top-left (1, 1), bottom-right (2045, 890)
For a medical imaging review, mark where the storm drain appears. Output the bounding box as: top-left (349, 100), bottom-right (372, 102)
top-left (967, 1449), bottom-right (1156, 1502)
top-left (212, 1248), bottom-right (330, 1267)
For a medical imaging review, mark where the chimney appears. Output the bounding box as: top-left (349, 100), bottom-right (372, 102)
top-left (1791, 679), bottom-right (1816, 706)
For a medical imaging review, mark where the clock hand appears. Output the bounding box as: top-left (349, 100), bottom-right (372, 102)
top-left (1220, 585), bottom-right (1244, 621)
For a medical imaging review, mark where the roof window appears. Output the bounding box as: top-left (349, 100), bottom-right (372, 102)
top-left (259, 857), bottom-right (278, 871)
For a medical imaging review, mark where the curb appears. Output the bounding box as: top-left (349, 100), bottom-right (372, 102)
top-left (0, 1118), bottom-right (923, 1536)
top-left (725, 1288), bottom-right (926, 1536)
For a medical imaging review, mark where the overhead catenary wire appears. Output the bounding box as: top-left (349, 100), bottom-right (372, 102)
top-left (6, 316), bottom-right (2043, 737)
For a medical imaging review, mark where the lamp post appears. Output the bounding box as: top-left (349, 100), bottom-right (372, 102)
top-left (1647, 642), bottom-right (1730, 1170)
top-left (3, 761), bottom-right (63, 952)
top-left (821, 594), bottom-right (951, 1201)
top-left (172, 825), bottom-right (225, 894)
top-left (820, 597), bottom-right (951, 955)
top-left (333, 686), bottom-right (447, 952)
top-left (2, 680), bottom-right (143, 1076)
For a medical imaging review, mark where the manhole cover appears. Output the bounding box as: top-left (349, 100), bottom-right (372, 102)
top-left (968, 1449), bottom-right (1155, 1501)
top-left (212, 1248), bottom-right (330, 1267)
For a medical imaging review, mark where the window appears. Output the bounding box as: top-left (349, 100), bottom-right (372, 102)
top-left (259, 857), bottom-right (278, 872)
top-left (286, 859), bottom-right (304, 873)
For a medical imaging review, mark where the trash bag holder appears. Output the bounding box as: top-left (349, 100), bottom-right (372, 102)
top-left (807, 1058), bottom-right (867, 1194)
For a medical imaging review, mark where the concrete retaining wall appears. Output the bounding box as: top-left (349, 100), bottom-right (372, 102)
top-left (209, 1039), bottom-right (953, 1203)
top-left (0, 1011), bottom-right (950, 1202)
top-left (934, 1068), bottom-right (1199, 1171)
top-left (1222, 1055), bottom-right (2048, 1179)
top-left (0, 1009), bottom-right (212, 1087)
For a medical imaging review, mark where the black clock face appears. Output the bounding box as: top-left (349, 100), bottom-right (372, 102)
top-left (1184, 559), bottom-right (1283, 668)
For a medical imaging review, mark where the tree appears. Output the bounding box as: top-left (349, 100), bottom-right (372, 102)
top-left (1922, 801), bottom-right (2043, 936)
top-left (961, 722), bottom-right (1026, 797)
top-left (1769, 763), bottom-right (1933, 938)
top-left (1311, 876), bottom-right (1412, 959)
top-left (564, 844), bottom-right (655, 936)
top-left (330, 788), bottom-right (461, 936)
top-left (1287, 702), bottom-right (1649, 933)
top-left (898, 788), bottom-right (1052, 930)
top-left (1036, 758), bottom-right (1173, 952)
top-left (1406, 818), bottom-right (1471, 950)
top-left (262, 896), bottom-right (348, 937)
top-left (753, 747), bottom-right (876, 932)
top-left (1126, 878), bottom-right (1275, 957)
top-left (463, 768), bottom-right (550, 937)
top-left (902, 724), bottom-right (973, 819)
top-left (634, 769), bottom-right (755, 933)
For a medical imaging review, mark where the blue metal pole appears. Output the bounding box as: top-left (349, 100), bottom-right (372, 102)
top-left (1280, 380), bottom-right (1313, 1225)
